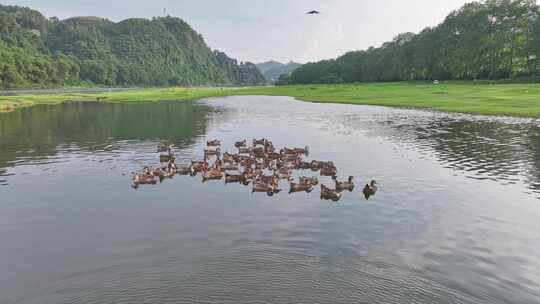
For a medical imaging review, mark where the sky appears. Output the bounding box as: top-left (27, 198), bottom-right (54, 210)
top-left (4, 0), bottom-right (474, 63)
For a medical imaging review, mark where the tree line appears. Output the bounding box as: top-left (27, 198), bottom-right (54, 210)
top-left (0, 5), bottom-right (266, 89)
top-left (279, 0), bottom-right (540, 85)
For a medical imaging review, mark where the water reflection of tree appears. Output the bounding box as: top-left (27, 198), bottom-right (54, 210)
top-left (0, 101), bottom-right (212, 171)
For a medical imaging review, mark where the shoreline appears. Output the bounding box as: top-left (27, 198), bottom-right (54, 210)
top-left (2, 82), bottom-right (540, 118)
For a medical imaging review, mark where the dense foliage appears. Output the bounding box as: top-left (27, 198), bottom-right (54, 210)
top-left (0, 5), bottom-right (265, 88)
top-left (282, 0), bottom-right (540, 85)
top-left (256, 60), bottom-right (302, 82)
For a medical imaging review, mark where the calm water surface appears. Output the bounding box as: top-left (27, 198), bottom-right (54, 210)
top-left (1, 96), bottom-right (540, 303)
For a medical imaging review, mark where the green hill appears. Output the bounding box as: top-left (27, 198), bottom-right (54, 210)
top-left (282, 0), bottom-right (540, 85)
top-left (0, 4), bottom-right (266, 88)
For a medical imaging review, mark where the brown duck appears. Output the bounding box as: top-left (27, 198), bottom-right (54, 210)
top-left (204, 147), bottom-right (221, 157)
top-left (277, 167), bottom-right (293, 180)
top-left (131, 172), bottom-right (157, 189)
top-left (363, 180), bottom-right (378, 200)
top-left (235, 139), bottom-right (247, 148)
top-left (289, 180), bottom-right (314, 194)
top-left (253, 138), bottom-right (267, 146)
top-left (191, 160), bottom-right (208, 175)
top-left (320, 184), bottom-right (342, 202)
top-left (202, 168), bottom-right (223, 182)
top-left (225, 173), bottom-right (243, 184)
top-left (299, 176), bottom-right (319, 186)
top-left (335, 176), bottom-right (355, 192)
top-left (252, 177), bottom-right (281, 196)
top-left (207, 139), bottom-right (221, 147)
top-left (320, 166), bottom-right (337, 179)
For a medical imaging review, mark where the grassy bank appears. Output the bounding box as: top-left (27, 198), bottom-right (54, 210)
top-left (0, 87), bottom-right (235, 113)
top-left (2, 82), bottom-right (540, 117)
top-left (239, 83), bottom-right (540, 117)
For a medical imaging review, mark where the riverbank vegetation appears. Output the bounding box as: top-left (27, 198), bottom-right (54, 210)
top-left (3, 82), bottom-right (540, 118)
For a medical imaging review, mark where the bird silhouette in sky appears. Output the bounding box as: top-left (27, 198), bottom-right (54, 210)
top-left (306, 10), bottom-right (321, 15)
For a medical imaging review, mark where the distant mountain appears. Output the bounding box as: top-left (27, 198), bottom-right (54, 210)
top-left (256, 61), bottom-right (302, 82)
top-left (0, 4), bottom-right (265, 88)
top-left (256, 60), bottom-right (283, 74)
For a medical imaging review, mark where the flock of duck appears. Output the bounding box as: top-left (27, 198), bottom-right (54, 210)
top-left (131, 138), bottom-right (378, 201)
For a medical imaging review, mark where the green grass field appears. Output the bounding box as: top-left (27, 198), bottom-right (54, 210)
top-left (2, 82), bottom-right (540, 117)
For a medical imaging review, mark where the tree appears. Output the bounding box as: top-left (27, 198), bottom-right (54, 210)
top-left (283, 0), bottom-right (540, 85)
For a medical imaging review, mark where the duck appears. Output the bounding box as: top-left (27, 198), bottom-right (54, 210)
top-left (190, 160), bottom-right (208, 175)
top-left (150, 168), bottom-right (170, 182)
top-left (294, 159), bottom-right (312, 170)
top-left (254, 160), bottom-right (266, 170)
top-left (320, 165), bottom-right (337, 179)
top-left (222, 163), bottom-right (239, 171)
top-left (264, 141), bottom-right (275, 153)
top-left (363, 180), bottom-right (378, 200)
top-left (252, 177), bottom-right (281, 196)
top-left (253, 138), bottom-right (267, 146)
top-left (318, 161), bottom-right (335, 168)
top-left (280, 148), bottom-right (298, 156)
top-left (271, 159), bottom-right (288, 171)
top-left (289, 180), bottom-right (314, 194)
top-left (235, 139), bottom-right (247, 148)
top-left (299, 176), bottom-right (319, 186)
top-left (241, 168), bottom-right (262, 185)
top-left (158, 168), bottom-right (175, 181)
top-left (335, 176), bottom-right (355, 192)
top-left (251, 147), bottom-right (265, 158)
top-left (207, 139), bottom-right (221, 147)
top-left (238, 146), bottom-right (252, 154)
top-left (202, 168), bottom-right (223, 182)
top-left (225, 173), bottom-right (243, 184)
top-left (277, 167), bottom-right (293, 180)
top-left (266, 152), bottom-right (282, 160)
top-left (151, 167), bottom-right (163, 178)
top-left (240, 157), bottom-right (256, 169)
top-left (131, 172), bottom-right (157, 189)
top-left (283, 154), bottom-right (298, 162)
top-left (213, 159), bottom-right (223, 170)
top-left (204, 147), bottom-right (221, 157)
top-left (159, 144), bottom-right (176, 160)
top-left (309, 160), bottom-right (321, 171)
top-left (223, 152), bottom-right (239, 164)
top-left (258, 174), bottom-right (278, 184)
top-left (320, 184), bottom-right (342, 202)
top-left (166, 158), bottom-right (178, 172)
top-left (283, 146), bottom-right (309, 156)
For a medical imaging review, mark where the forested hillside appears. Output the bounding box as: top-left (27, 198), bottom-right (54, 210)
top-left (0, 5), bottom-right (265, 88)
top-left (281, 0), bottom-right (540, 85)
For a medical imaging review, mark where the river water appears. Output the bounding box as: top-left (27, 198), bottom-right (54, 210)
top-left (1, 96), bottom-right (539, 303)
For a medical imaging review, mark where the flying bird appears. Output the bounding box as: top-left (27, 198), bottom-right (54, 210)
top-left (306, 10), bottom-right (321, 15)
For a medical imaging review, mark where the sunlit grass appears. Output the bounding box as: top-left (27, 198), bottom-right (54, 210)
top-left (2, 82), bottom-right (540, 117)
